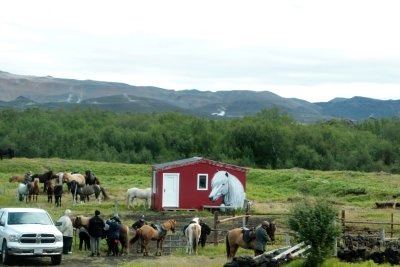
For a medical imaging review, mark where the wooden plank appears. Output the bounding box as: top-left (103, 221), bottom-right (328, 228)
top-left (217, 215), bottom-right (251, 224)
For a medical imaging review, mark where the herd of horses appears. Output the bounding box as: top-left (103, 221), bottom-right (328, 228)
top-left (7, 167), bottom-right (277, 259)
top-left (71, 214), bottom-right (275, 260)
top-left (10, 170), bottom-right (106, 205)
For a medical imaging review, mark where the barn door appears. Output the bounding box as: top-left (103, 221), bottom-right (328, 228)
top-left (162, 173), bottom-right (179, 208)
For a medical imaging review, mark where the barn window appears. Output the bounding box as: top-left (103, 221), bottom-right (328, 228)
top-left (197, 174), bottom-right (208, 190)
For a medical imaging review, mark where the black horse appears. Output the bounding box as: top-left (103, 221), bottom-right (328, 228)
top-left (54, 184), bottom-right (63, 207)
top-left (85, 170), bottom-right (100, 185)
top-left (0, 148), bottom-right (14, 160)
top-left (32, 170), bottom-right (54, 192)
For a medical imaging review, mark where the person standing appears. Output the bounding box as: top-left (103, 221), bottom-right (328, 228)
top-left (88, 210), bottom-right (105, 256)
top-left (56, 209), bottom-right (74, 255)
top-left (106, 216), bottom-right (121, 256)
top-left (254, 221), bottom-right (271, 256)
top-left (198, 219), bottom-right (211, 248)
top-left (131, 214), bottom-right (147, 230)
top-left (131, 215), bottom-right (147, 253)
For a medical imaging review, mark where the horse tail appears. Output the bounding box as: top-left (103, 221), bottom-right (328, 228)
top-left (226, 233), bottom-right (230, 259)
top-left (100, 186), bottom-right (109, 200)
top-left (192, 225), bottom-right (200, 252)
top-left (129, 229), bottom-right (141, 246)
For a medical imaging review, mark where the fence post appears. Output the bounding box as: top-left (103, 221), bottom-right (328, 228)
top-left (114, 201), bottom-right (118, 217)
top-left (214, 211), bottom-right (219, 246)
top-left (285, 233), bottom-right (290, 246)
top-left (391, 213), bottom-right (394, 238)
top-left (380, 228), bottom-right (385, 241)
top-left (341, 209), bottom-right (345, 233)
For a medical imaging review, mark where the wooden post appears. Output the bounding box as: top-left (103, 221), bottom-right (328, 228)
top-left (380, 228), bottom-right (385, 241)
top-left (214, 211), bottom-right (219, 246)
top-left (114, 201), bottom-right (118, 217)
top-left (391, 213), bottom-right (394, 238)
top-left (341, 209), bottom-right (345, 233)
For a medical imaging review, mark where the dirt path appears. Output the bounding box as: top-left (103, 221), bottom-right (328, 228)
top-left (6, 253), bottom-right (227, 267)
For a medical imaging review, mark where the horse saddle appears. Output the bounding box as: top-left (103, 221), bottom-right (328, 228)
top-left (241, 227), bottom-right (255, 243)
top-left (151, 224), bottom-right (167, 237)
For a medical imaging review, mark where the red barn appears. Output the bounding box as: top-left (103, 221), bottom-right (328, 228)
top-left (151, 157), bottom-right (247, 211)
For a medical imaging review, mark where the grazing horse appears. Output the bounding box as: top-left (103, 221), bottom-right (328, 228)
top-left (9, 175), bottom-right (24, 183)
top-left (32, 170), bottom-right (54, 192)
top-left (225, 221), bottom-right (276, 261)
top-left (70, 180), bottom-right (108, 203)
top-left (73, 215), bottom-right (129, 255)
top-left (185, 218), bottom-right (201, 255)
top-left (126, 187), bottom-right (151, 209)
top-left (85, 170), bottom-right (100, 185)
top-left (28, 178), bottom-right (40, 202)
top-left (0, 148), bottom-right (14, 160)
top-left (129, 219), bottom-right (176, 256)
top-left (208, 171), bottom-right (246, 209)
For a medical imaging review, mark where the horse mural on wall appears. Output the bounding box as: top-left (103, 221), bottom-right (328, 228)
top-left (208, 171), bottom-right (246, 210)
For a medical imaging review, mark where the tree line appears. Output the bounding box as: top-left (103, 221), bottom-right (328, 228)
top-left (0, 107), bottom-right (399, 173)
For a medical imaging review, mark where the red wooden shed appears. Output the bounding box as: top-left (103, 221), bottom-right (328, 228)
top-left (151, 157), bottom-right (247, 211)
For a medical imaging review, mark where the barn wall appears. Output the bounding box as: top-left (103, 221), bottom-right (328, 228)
top-left (151, 160), bottom-right (246, 211)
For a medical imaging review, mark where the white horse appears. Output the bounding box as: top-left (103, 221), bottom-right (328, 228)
top-left (126, 187), bottom-right (151, 209)
top-left (17, 183), bottom-right (29, 202)
top-left (54, 172), bottom-right (64, 184)
top-left (185, 217), bottom-right (201, 255)
top-left (208, 171), bottom-right (246, 209)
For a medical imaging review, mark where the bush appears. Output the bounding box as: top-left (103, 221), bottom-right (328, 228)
top-left (288, 200), bottom-right (341, 267)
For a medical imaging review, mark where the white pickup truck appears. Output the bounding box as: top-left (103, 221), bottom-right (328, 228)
top-left (0, 208), bottom-right (63, 265)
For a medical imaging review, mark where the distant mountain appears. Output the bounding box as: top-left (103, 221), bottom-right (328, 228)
top-left (0, 70), bottom-right (399, 122)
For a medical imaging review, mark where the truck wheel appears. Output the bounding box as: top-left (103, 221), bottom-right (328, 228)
top-left (51, 254), bottom-right (62, 265)
top-left (1, 240), bottom-right (11, 265)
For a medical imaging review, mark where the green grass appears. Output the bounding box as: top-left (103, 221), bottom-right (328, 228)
top-left (2, 157), bottom-right (400, 266)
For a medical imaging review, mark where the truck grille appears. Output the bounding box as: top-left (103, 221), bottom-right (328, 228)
top-left (20, 234), bottom-right (56, 244)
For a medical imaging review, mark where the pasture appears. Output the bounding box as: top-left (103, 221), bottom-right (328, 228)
top-left (2, 158), bottom-right (400, 266)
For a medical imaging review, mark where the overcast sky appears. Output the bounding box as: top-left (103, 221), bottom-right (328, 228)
top-left (1, 0), bottom-right (400, 102)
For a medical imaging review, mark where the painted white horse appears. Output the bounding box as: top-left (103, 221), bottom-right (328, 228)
top-left (185, 217), bottom-right (201, 255)
top-left (126, 187), bottom-right (151, 209)
top-left (208, 171), bottom-right (246, 209)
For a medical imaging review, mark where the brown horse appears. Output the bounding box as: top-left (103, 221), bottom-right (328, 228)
top-left (62, 172), bottom-right (86, 189)
top-left (28, 178), bottom-right (40, 202)
top-left (226, 221), bottom-right (276, 261)
top-left (73, 215), bottom-right (129, 255)
top-left (46, 180), bottom-right (55, 203)
top-left (9, 175), bottom-right (24, 183)
top-left (129, 219), bottom-right (176, 256)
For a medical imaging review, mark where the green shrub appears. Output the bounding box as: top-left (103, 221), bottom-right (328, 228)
top-left (288, 200), bottom-right (341, 267)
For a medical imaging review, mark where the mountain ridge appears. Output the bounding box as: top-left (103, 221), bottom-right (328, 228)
top-left (1, 70), bottom-right (399, 122)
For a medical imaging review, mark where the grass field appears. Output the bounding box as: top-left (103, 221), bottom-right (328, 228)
top-left (1, 157), bottom-right (400, 266)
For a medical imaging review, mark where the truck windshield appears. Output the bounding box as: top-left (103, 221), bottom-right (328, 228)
top-left (8, 212), bottom-right (53, 225)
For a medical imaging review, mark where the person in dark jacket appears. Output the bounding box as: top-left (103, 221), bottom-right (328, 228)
top-left (131, 215), bottom-right (147, 253)
top-left (254, 221), bottom-right (271, 256)
top-left (106, 216), bottom-right (121, 256)
top-left (88, 210), bottom-right (105, 257)
top-left (131, 214), bottom-right (147, 230)
top-left (198, 219), bottom-right (211, 248)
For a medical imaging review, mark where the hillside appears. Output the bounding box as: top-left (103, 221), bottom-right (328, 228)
top-left (2, 157), bottom-right (400, 217)
top-left (2, 70), bottom-right (400, 122)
